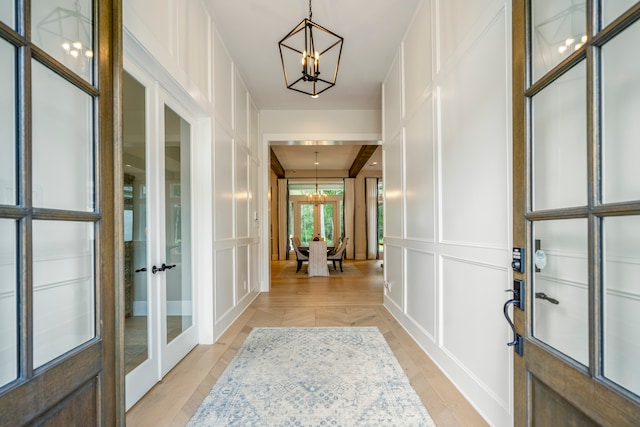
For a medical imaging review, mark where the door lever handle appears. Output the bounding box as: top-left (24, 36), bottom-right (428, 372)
top-left (162, 264), bottom-right (176, 270)
top-left (535, 292), bottom-right (559, 305)
top-left (135, 267), bottom-right (147, 273)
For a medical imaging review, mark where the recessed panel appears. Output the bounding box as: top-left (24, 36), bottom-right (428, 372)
top-left (406, 250), bottom-right (435, 339)
top-left (384, 245), bottom-right (404, 310)
top-left (215, 126), bottom-right (234, 240)
top-left (383, 135), bottom-right (403, 238)
top-left (236, 245), bottom-right (248, 301)
top-left (383, 53), bottom-right (402, 141)
top-left (214, 33), bottom-right (233, 128)
top-left (236, 146), bottom-right (249, 238)
top-left (235, 76), bottom-right (248, 143)
top-left (179, 0), bottom-right (210, 98)
top-left (440, 15), bottom-right (508, 246)
top-left (403, 0), bottom-right (432, 115)
top-left (215, 248), bottom-right (235, 320)
top-left (441, 257), bottom-right (510, 406)
top-left (405, 99), bottom-right (435, 241)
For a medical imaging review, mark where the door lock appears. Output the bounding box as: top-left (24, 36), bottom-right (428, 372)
top-left (512, 247), bottom-right (525, 273)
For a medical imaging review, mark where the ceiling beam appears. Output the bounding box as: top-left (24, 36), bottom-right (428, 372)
top-left (270, 147), bottom-right (286, 178)
top-left (348, 145), bottom-right (378, 177)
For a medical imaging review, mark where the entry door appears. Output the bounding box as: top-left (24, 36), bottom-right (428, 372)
top-left (512, 1), bottom-right (640, 424)
top-left (0, 0), bottom-right (118, 424)
top-left (123, 70), bottom-right (197, 410)
top-left (295, 202), bottom-right (338, 246)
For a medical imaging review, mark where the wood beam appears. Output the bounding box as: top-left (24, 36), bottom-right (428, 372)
top-left (348, 145), bottom-right (378, 177)
top-left (270, 147), bottom-right (285, 178)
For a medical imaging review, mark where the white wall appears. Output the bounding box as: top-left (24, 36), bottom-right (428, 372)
top-left (124, 0), bottom-right (261, 344)
top-left (381, 0), bottom-right (513, 425)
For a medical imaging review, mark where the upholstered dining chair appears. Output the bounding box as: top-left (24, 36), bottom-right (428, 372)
top-left (327, 238), bottom-right (348, 272)
top-left (291, 237), bottom-right (308, 273)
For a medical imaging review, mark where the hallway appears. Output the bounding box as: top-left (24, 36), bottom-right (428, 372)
top-left (126, 260), bottom-right (488, 426)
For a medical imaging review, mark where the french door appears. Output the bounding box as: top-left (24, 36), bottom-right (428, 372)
top-left (293, 201), bottom-right (339, 247)
top-left (123, 69), bottom-right (197, 410)
top-left (512, 1), bottom-right (640, 424)
top-left (0, 0), bottom-right (118, 424)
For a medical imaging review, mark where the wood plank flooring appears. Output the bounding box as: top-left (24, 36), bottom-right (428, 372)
top-left (125, 260), bottom-right (489, 426)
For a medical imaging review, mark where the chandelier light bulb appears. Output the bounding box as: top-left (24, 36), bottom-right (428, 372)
top-left (62, 42), bottom-right (70, 52)
top-left (581, 35), bottom-right (588, 43)
top-left (558, 45), bottom-right (567, 54)
top-left (70, 50), bottom-right (79, 58)
top-left (85, 50), bottom-right (94, 58)
top-left (72, 41), bottom-right (83, 50)
top-left (565, 38), bottom-right (574, 46)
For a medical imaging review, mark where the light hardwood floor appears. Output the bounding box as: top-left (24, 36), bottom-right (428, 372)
top-left (126, 260), bottom-right (489, 426)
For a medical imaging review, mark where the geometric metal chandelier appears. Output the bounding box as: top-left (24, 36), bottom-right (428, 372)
top-left (278, 0), bottom-right (344, 98)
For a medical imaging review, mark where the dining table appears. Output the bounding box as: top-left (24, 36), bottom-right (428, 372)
top-left (307, 240), bottom-right (330, 277)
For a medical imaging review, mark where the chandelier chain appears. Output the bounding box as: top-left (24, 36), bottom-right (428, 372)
top-left (308, 0), bottom-right (312, 21)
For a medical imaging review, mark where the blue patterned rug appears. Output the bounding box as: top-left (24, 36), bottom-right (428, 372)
top-left (187, 327), bottom-right (436, 426)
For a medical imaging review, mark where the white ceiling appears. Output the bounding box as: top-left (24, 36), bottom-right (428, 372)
top-left (271, 144), bottom-right (382, 175)
top-left (205, 1), bottom-right (420, 173)
top-left (206, 0), bottom-right (421, 111)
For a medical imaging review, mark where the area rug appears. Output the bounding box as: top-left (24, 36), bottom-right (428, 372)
top-left (187, 327), bottom-right (435, 426)
top-left (277, 261), bottom-right (363, 277)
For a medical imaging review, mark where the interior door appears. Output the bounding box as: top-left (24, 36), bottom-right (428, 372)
top-left (123, 69), bottom-right (197, 410)
top-left (0, 0), bottom-right (118, 424)
top-left (512, 1), bottom-right (640, 425)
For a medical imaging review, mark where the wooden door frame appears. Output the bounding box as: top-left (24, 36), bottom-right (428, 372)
top-left (511, 1), bottom-right (640, 425)
top-left (0, 1), bottom-right (123, 425)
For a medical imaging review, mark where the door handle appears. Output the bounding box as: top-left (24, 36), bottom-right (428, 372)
top-left (134, 267), bottom-right (147, 273)
top-left (503, 280), bottom-right (524, 356)
top-left (151, 263), bottom-right (177, 274)
top-left (535, 292), bottom-right (559, 305)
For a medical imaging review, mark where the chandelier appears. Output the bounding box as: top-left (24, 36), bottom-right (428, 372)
top-left (37, 1), bottom-right (94, 60)
top-left (278, 0), bottom-right (344, 98)
top-left (307, 152), bottom-right (327, 204)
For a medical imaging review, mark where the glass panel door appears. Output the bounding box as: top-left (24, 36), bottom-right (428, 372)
top-left (163, 105), bottom-right (192, 344)
top-left (123, 72), bottom-right (149, 376)
top-left (123, 71), bottom-right (198, 409)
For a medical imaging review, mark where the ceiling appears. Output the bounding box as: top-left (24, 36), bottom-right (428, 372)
top-left (206, 0), bottom-right (421, 111)
top-left (206, 0), bottom-right (421, 175)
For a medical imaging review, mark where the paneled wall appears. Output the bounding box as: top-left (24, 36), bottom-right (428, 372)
top-left (382, 1), bottom-right (513, 425)
top-left (124, 0), bottom-right (261, 344)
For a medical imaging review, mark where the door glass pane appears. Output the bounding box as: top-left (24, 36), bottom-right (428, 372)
top-left (321, 204), bottom-right (334, 247)
top-left (33, 220), bottom-right (95, 368)
top-left (31, 0), bottom-right (94, 82)
top-left (123, 72), bottom-right (148, 374)
top-left (603, 1), bottom-right (638, 28)
top-left (602, 21), bottom-right (640, 204)
top-left (532, 62), bottom-right (587, 210)
top-left (0, 2), bottom-right (14, 28)
top-left (532, 0), bottom-right (587, 82)
top-left (300, 204), bottom-right (314, 246)
top-left (164, 106), bottom-right (192, 343)
top-left (0, 219), bottom-right (17, 387)
top-left (532, 219), bottom-right (588, 366)
top-left (32, 60), bottom-right (94, 212)
top-left (1, 40), bottom-right (16, 206)
top-left (603, 216), bottom-right (640, 396)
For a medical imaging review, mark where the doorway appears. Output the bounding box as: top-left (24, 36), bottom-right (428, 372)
top-left (122, 70), bottom-right (198, 410)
